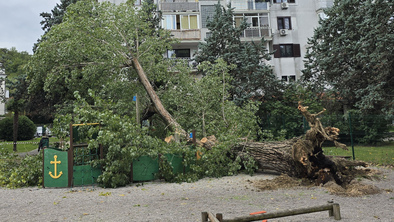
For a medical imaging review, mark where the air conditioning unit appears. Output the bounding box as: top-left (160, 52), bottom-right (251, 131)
top-left (279, 29), bottom-right (288, 36)
top-left (281, 2), bottom-right (289, 9)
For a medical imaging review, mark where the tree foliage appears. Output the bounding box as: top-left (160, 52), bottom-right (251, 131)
top-left (194, 3), bottom-right (280, 106)
top-left (161, 58), bottom-right (261, 139)
top-left (33, 0), bottom-right (80, 53)
top-left (0, 48), bottom-right (30, 78)
top-left (53, 89), bottom-right (257, 187)
top-left (0, 147), bottom-right (42, 188)
top-left (302, 0), bottom-right (394, 114)
top-left (258, 82), bottom-right (324, 139)
top-left (27, 0), bottom-right (174, 115)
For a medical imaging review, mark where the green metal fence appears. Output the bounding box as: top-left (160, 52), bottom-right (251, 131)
top-left (72, 145), bottom-right (101, 186)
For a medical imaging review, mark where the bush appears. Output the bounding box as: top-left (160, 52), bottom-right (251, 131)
top-left (0, 116), bottom-right (36, 141)
top-left (0, 147), bottom-right (43, 188)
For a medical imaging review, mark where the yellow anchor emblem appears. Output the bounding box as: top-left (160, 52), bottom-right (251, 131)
top-left (49, 155), bottom-right (63, 179)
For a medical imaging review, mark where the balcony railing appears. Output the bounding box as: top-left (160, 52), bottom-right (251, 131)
top-left (170, 29), bottom-right (201, 40)
top-left (240, 27), bottom-right (272, 38)
top-left (161, 0), bottom-right (199, 12)
top-left (231, 0), bottom-right (269, 10)
top-left (167, 57), bottom-right (198, 69)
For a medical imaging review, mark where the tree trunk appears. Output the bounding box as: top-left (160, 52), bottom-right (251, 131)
top-left (131, 57), bottom-right (188, 139)
top-left (13, 110), bottom-right (19, 152)
top-left (234, 102), bottom-right (367, 185)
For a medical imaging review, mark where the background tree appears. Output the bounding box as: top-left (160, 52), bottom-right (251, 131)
top-left (302, 0), bottom-right (394, 115)
top-left (258, 82), bottom-right (324, 139)
top-left (33, 0), bottom-right (80, 53)
top-left (0, 49), bottom-right (33, 151)
top-left (0, 48), bottom-right (30, 78)
top-left (194, 3), bottom-right (281, 106)
top-left (6, 75), bottom-right (29, 151)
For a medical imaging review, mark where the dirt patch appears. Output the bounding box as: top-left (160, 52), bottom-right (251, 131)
top-left (323, 180), bottom-right (382, 196)
top-left (250, 174), bottom-right (303, 191)
top-left (251, 168), bottom-right (385, 197)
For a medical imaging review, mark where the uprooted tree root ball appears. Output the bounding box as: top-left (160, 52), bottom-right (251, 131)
top-left (234, 101), bottom-right (370, 188)
top-left (250, 168), bottom-right (383, 197)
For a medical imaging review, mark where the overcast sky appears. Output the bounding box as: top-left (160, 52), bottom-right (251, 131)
top-left (0, 0), bottom-right (61, 55)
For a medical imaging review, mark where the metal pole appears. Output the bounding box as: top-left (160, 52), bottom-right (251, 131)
top-left (348, 112), bottom-right (355, 160)
top-left (135, 94), bottom-right (140, 125)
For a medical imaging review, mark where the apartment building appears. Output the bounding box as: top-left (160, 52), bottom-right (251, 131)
top-left (100, 0), bottom-right (333, 81)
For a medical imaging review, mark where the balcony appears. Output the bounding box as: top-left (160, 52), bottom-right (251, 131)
top-left (161, 0), bottom-right (199, 12)
top-left (240, 27), bottom-right (272, 39)
top-left (170, 29), bottom-right (201, 40)
top-left (167, 58), bottom-right (198, 70)
top-left (231, 0), bottom-right (269, 11)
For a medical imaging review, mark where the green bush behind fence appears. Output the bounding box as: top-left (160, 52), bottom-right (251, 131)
top-left (260, 113), bottom-right (394, 145)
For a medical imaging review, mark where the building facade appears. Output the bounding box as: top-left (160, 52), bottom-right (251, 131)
top-left (100, 0), bottom-right (333, 81)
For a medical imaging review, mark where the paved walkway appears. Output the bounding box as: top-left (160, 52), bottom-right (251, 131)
top-left (18, 149), bottom-right (39, 158)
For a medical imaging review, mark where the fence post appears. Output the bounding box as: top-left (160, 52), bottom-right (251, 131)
top-left (348, 112), bottom-right (355, 160)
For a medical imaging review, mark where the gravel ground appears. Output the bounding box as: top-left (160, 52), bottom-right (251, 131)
top-left (1, 167), bottom-right (393, 222)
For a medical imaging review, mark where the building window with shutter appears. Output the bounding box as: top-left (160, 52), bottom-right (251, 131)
top-left (273, 44), bottom-right (301, 58)
top-left (277, 17), bottom-right (291, 30)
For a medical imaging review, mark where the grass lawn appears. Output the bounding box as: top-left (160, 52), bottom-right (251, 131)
top-left (0, 137), bottom-right (62, 153)
top-left (323, 141), bottom-right (394, 166)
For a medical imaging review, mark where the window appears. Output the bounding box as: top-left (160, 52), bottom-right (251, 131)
top-left (280, 45), bottom-right (293, 57)
top-left (234, 13), bottom-right (269, 28)
top-left (281, 75), bottom-right (296, 82)
top-left (201, 5), bottom-right (216, 28)
top-left (273, 0), bottom-right (295, 3)
top-left (162, 15), bottom-right (199, 30)
top-left (135, 0), bottom-right (141, 5)
top-left (277, 17), bottom-right (291, 30)
top-left (273, 44), bottom-right (301, 58)
top-left (167, 49), bottom-right (190, 58)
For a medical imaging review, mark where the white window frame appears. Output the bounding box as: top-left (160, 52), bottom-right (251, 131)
top-left (162, 14), bottom-right (200, 30)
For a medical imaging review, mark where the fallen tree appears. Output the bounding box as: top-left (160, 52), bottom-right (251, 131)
top-left (233, 102), bottom-right (367, 186)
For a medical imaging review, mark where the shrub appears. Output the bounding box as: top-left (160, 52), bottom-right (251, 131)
top-left (0, 117), bottom-right (12, 140)
top-left (0, 116), bottom-right (36, 141)
top-left (0, 147), bottom-right (43, 188)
